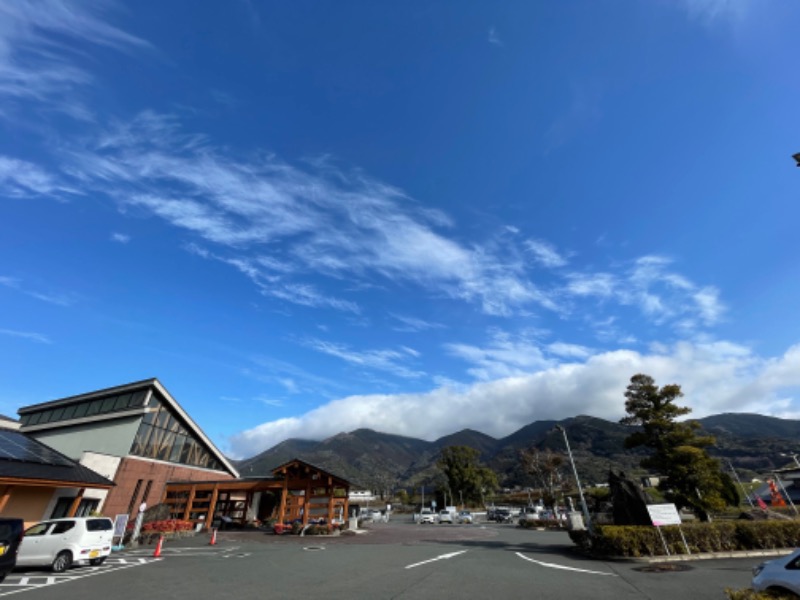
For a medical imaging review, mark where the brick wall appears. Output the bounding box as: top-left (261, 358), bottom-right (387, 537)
top-left (102, 456), bottom-right (234, 519)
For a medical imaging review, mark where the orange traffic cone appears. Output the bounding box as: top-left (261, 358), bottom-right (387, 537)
top-left (153, 535), bottom-right (164, 558)
top-left (209, 528), bottom-right (217, 546)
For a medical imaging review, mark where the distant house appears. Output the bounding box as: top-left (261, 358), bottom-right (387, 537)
top-left (0, 427), bottom-right (113, 526)
top-left (349, 489), bottom-right (377, 503)
top-left (17, 379), bottom-right (238, 521)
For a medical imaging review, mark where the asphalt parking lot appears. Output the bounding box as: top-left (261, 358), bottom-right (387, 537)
top-left (2, 521), bottom-right (761, 599)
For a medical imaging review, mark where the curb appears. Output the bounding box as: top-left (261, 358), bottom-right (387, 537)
top-left (629, 548), bottom-right (795, 563)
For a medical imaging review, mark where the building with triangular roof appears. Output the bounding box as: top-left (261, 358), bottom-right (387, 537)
top-left (17, 379), bottom-right (238, 521)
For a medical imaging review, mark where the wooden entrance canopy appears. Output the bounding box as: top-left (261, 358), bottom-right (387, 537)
top-left (163, 458), bottom-right (350, 528)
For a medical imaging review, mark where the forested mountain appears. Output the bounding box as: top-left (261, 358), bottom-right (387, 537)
top-left (233, 413), bottom-right (800, 490)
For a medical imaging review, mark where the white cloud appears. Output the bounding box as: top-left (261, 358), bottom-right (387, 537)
top-left (525, 238), bottom-right (568, 268)
top-left (110, 232), bottom-right (130, 243)
top-left (0, 328), bottom-right (52, 344)
top-left (0, 276), bottom-right (74, 306)
top-left (444, 329), bottom-right (553, 380)
top-left (0, 1), bottom-right (151, 117)
top-left (302, 338), bottom-right (425, 379)
top-left (0, 156), bottom-right (74, 198)
top-left (390, 314), bottom-right (445, 333)
top-left (682, 0), bottom-right (751, 22)
top-left (228, 340), bottom-right (800, 457)
top-left (488, 27), bottom-right (503, 47)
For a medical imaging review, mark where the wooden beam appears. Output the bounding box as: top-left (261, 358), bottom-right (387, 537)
top-left (0, 486), bottom-right (11, 514)
top-left (67, 488), bottom-right (85, 517)
top-left (303, 478), bottom-right (311, 526)
top-left (182, 485), bottom-right (196, 521)
top-left (278, 477), bottom-right (288, 524)
top-left (206, 484), bottom-right (220, 531)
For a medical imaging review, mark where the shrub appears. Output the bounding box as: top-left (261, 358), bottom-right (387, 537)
top-left (571, 521), bottom-right (800, 557)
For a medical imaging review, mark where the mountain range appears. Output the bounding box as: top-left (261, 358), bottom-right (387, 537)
top-left (234, 413), bottom-right (800, 491)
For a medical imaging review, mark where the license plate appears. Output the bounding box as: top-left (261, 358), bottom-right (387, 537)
top-left (89, 550), bottom-right (99, 558)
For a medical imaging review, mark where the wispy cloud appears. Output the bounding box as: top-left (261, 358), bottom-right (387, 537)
top-left (0, 156), bottom-right (75, 198)
top-left (445, 329), bottom-right (552, 380)
top-left (488, 27), bottom-right (503, 47)
top-left (302, 338), bottom-right (426, 379)
top-left (0, 1), bottom-right (151, 118)
top-left (110, 232), bottom-right (130, 243)
top-left (0, 276), bottom-right (75, 306)
top-left (389, 314), bottom-right (445, 333)
top-left (682, 0), bottom-right (751, 22)
top-left (525, 238), bottom-right (568, 268)
top-left (228, 340), bottom-right (800, 457)
top-left (0, 328), bottom-right (52, 344)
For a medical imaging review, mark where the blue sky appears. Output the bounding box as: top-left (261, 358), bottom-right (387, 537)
top-left (1, 0), bottom-right (799, 459)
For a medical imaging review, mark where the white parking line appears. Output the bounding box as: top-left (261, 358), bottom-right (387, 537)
top-left (515, 552), bottom-right (616, 576)
top-left (0, 559), bottom-right (162, 596)
top-left (405, 551), bottom-right (468, 569)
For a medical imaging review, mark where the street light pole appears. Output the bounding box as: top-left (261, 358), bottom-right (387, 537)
top-left (555, 425), bottom-right (592, 531)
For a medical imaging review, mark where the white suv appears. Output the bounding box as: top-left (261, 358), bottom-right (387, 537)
top-left (17, 517), bottom-right (114, 573)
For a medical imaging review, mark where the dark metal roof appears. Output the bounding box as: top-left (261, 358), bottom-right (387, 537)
top-left (17, 379), bottom-right (157, 413)
top-left (271, 458), bottom-right (352, 486)
top-left (0, 429), bottom-right (114, 487)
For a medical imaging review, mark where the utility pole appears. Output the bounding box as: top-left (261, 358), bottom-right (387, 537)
top-left (555, 425), bottom-right (591, 531)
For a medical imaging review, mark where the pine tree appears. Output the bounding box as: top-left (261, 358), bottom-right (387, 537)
top-left (620, 373), bottom-right (737, 520)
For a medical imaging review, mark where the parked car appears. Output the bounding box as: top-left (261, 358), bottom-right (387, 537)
top-left (17, 517), bottom-right (114, 573)
top-left (418, 509), bottom-right (436, 524)
top-left (0, 518), bottom-right (23, 582)
top-left (752, 548), bottom-right (800, 597)
top-left (457, 511), bottom-right (473, 524)
top-left (491, 508), bottom-right (513, 523)
top-left (438, 510), bottom-right (453, 524)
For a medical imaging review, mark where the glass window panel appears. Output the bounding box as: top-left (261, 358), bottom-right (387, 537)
top-left (142, 409), bottom-right (158, 425)
top-left (180, 439), bottom-right (196, 464)
top-left (86, 400), bottom-right (102, 416)
top-left (19, 415), bottom-right (29, 426)
top-left (156, 409), bottom-right (171, 429)
top-left (147, 394), bottom-right (160, 408)
top-left (61, 405), bottom-right (77, 420)
top-left (113, 394), bottom-right (132, 410)
top-left (156, 431), bottom-right (175, 460)
top-left (168, 435), bottom-right (185, 463)
top-left (40, 410), bottom-right (53, 423)
top-left (73, 402), bottom-right (89, 418)
top-left (51, 408), bottom-right (64, 422)
top-left (100, 396), bottom-right (116, 413)
top-left (130, 423), bottom-right (152, 456)
top-left (26, 413), bottom-right (39, 426)
top-left (129, 391), bottom-right (146, 408)
top-left (144, 426), bottom-right (162, 458)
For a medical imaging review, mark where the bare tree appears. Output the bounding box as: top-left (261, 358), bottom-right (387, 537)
top-left (521, 448), bottom-right (570, 511)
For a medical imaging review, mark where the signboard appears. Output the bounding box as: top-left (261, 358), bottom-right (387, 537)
top-left (431, 500), bottom-right (437, 509)
top-left (647, 503), bottom-right (682, 527)
top-left (112, 514), bottom-right (129, 539)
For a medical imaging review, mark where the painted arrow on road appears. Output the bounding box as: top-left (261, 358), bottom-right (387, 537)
top-left (405, 550), bottom-right (468, 569)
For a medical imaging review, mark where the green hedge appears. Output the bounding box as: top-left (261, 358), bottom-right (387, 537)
top-left (569, 521), bottom-right (800, 557)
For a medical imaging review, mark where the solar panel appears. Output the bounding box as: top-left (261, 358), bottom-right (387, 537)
top-left (0, 430), bottom-right (74, 467)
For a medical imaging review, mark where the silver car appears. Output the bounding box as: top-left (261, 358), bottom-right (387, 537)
top-left (752, 548), bottom-right (800, 597)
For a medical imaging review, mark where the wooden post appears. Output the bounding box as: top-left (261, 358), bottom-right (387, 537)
top-left (327, 477), bottom-right (334, 525)
top-left (206, 484), bottom-right (220, 530)
top-left (343, 485), bottom-right (350, 520)
top-left (183, 485), bottom-right (196, 521)
top-left (67, 488), bottom-right (85, 517)
top-left (0, 486), bottom-right (11, 514)
top-left (278, 473), bottom-right (288, 524)
top-left (303, 477), bottom-right (311, 526)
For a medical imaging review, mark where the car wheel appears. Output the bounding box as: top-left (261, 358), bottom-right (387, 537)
top-left (0, 572), bottom-right (7, 583)
top-left (89, 557), bottom-right (106, 566)
top-left (51, 551), bottom-right (72, 573)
